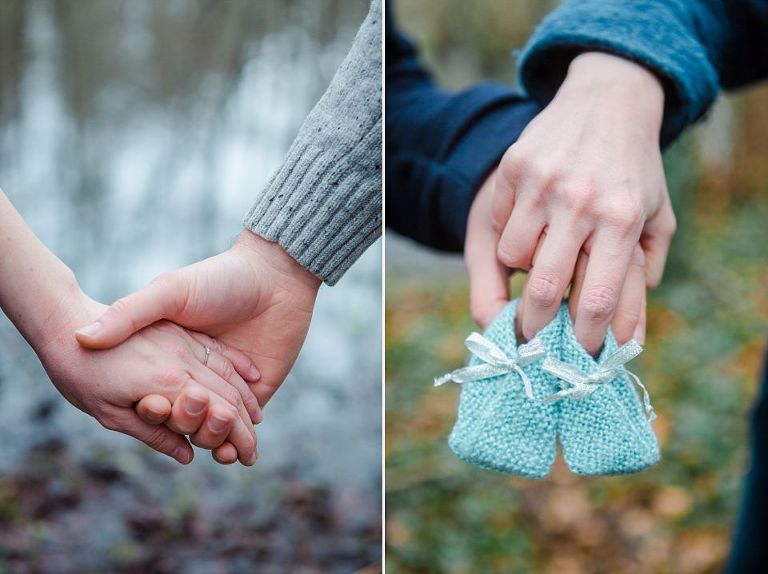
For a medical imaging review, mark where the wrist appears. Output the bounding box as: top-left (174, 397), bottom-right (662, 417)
top-left (233, 230), bottom-right (321, 293)
top-left (559, 52), bottom-right (664, 130)
top-left (28, 271), bottom-right (92, 352)
top-left (0, 260), bottom-right (85, 348)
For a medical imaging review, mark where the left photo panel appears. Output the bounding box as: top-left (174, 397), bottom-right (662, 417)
top-left (0, 0), bottom-right (381, 572)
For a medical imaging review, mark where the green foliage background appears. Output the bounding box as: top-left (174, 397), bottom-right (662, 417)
top-left (386, 2), bottom-right (768, 572)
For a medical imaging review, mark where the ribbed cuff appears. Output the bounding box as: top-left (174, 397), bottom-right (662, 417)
top-left (243, 125), bottom-right (382, 286)
top-left (518, 2), bottom-right (720, 146)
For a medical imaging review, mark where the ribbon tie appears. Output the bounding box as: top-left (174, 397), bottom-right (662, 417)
top-left (434, 333), bottom-right (546, 400)
top-left (541, 339), bottom-right (656, 421)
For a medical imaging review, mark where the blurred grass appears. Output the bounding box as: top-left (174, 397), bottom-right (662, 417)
top-left (386, 2), bottom-right (768, 572)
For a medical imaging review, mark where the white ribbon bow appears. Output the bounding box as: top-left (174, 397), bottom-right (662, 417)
top-left (434, 333), bottom-right (546, 400)
top-left (541, 339), bottom-right (656, 421)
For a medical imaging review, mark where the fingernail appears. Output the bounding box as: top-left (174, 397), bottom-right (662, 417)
top-left (213, 451), bottom-right (233, 465)
top-left (76, 321), bottom-right (103, 338)
top-left (184, 394), bottom-right (206, 416)
top-left (208, 415), bottom-right (229, 433)
top-left (173, 447), bottom-right (191, 464)
top-left (633, 325), bottom-right (646, 345)
top-left (248, 366), bottom-right (261, 381)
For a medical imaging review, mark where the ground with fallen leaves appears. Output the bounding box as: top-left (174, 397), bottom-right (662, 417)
top-left (386, 6), bottom-right (768, 568)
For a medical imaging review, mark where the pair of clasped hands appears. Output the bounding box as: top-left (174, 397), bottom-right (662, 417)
top-left (464, 52), bottom-right (677, 351)
top-left (62, 229), bottom-right (320, 466)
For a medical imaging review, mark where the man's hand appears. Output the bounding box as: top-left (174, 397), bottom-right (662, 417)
top-left (75, 230), bottom-right (321, 407)
top-left (490, 52), bottom-right (675, 354)
top-left (135, 392), bottom-right (245, 464)
top-left (466, 169), bottom-right (649, 347)
top-left (133, 391), bottom-right (244, 464)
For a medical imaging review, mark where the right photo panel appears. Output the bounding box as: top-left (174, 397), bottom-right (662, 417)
top-left (385, 0), bottom-right (768, 572)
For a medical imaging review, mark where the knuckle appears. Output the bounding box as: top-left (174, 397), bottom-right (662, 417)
top-left (214, 405), bottom-right (238, 427)
top-left (156, 368), bottom-right (187, 392)
top-left (109, 297), bottom-right (138, 329)
top-left (556, 180), bottom-right (598, 215)
top-left (218, 359), bottom-right (236, 381)
top-left (664, 212), bottom-right (678, 238)
top-left (498, 147), bottom-right (525, 185)
top-left (527, 273), bottom-right (560, 308)
top-left (226, 404), bottom-right (239, 421)
top-left (98, 413), bottom-right (122, 433)
top-left (150, 272), bottom-right (177, 291)
top-left (617, 306), bottom-right (642, 328)
top-left (497, 239), bottom-right (527, 269)
top-left (143, 426), bottom-right (169, 449)
top-left (170, 343), bottom-right (193, 362)
top-left (110, 297), bottom-right (130, 314)
top-left (210, 338), bottom-right (226, 354)
top-left (605, 201), bottom-right (644, 233)
top-left (581, 285), bottom-right (619, 322)
top-left (150, 272), bottom-right (187, 315)
top-left (525, 185), bottom-right (548, 210)
top-left (243, 393), bottom-right (260, 417)
top-left (235, 421), bottom-right (255, 446)
top-left (222, 386), bottom-right (243, 410)
top-left (500, 151), bottom-right (550, 196)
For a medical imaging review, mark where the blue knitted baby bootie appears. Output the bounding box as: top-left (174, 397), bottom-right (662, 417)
top-left (443, 300), bottom-right (562, 478)
top-left (549, 305), bottom-right (660, 476)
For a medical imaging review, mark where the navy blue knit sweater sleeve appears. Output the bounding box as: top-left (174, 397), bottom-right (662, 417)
top-left (518, 0), bottom-right (768, 146)
top-left (385, 4), bottom-right (539, 251)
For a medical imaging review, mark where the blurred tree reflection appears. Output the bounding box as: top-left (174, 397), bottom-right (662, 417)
top-left (0, 1), bottom-right (380, 572)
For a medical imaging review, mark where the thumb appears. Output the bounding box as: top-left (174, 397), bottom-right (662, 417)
top-left (466, 231), bottom-right (510, 329)
top-left (465, 171), bottom-right (513, 328)
top-left (75, 273), bottom-right (187, 349)
top-left (135, 395), bottom-right (173, 425)
top-left (468, 257), bottom-right (509, 329)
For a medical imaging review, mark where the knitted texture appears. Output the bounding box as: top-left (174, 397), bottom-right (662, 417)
top-left (448, 300), bottom-right (561, 478)
top-left (445, 300), bottom-right (659, 477)
top-left (556, 307), bottom-right (660, 476)
top-left (243, 0), bottom-right (381, 286)
top-left (517, 0), bottom-right (721, 146)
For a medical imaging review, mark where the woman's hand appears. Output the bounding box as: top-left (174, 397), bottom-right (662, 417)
top-left (466, 169), bottom-right (649, 347)
top-left (0, 189), bottom-right (257, 464)
top-left (36, 290), bottom-right (260, 465)
top-left (75, 230), bottom-right (321, 408)
top-left (490, 52), bottom-right (675, 354)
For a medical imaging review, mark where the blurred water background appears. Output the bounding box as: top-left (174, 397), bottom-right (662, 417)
top-left (0, 1), bottom-right (381, 572)
top-left (386, 1), bottom-right (768, 573)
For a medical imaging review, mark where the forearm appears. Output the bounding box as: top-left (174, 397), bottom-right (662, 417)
top-left (386, 89), bottom-right (539, 252)
top-left (0, 189), bottom-right (80, 347)
top-left (244, 0), bottom-right (382, 286)
top-left (385, 3), bottom-right (539, 251)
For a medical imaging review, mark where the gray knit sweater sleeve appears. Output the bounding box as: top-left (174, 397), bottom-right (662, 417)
top-left (243, 0), bottom-right (381, 286)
